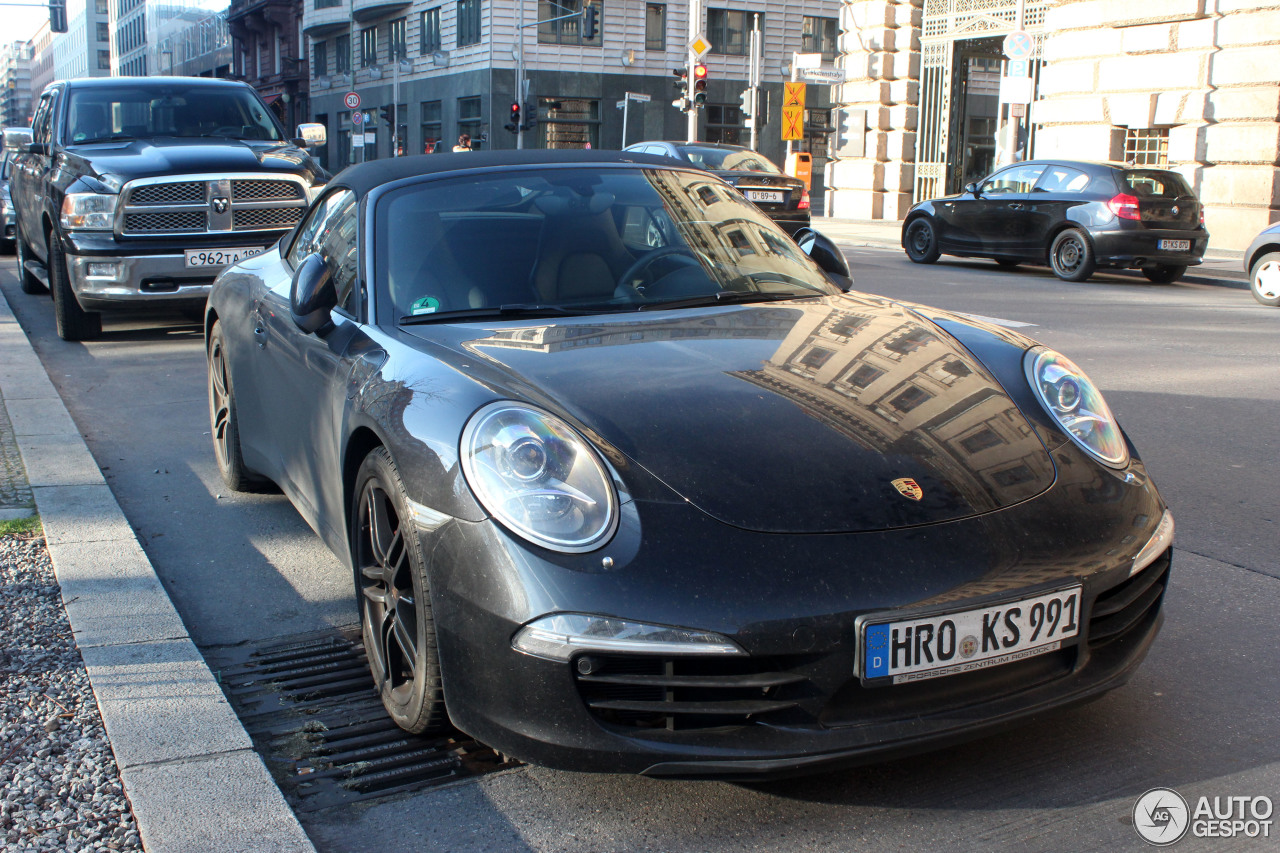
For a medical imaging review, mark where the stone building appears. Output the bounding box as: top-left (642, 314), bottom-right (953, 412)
top-left (227, 0), bottom-right (311, 136)
top-left (828, 0), bottom-right (1280, 250)
top-left (0, 41), bottom-right (34, 127)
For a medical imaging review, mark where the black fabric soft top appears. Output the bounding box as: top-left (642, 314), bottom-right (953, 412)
top-left (326, 149), bottom-right (678, 198)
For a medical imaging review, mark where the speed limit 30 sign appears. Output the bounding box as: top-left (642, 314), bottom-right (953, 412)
top-left (344, 91), bottom-right (361, 110)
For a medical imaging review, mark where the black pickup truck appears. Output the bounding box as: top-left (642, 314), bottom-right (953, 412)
top-left (6, 76), bottom-right (329, 340)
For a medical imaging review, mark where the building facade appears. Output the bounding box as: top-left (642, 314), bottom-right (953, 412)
top-left (227, 0), bottom-right (311, 136)
top-left (828, 0), bottom-right (1280, 250)
top-left (0, 41), bottom-right (34, 127)
top-left (111, 0), bottom-right (233, 78)
top-left (302, 0), bottom-right (842, 190)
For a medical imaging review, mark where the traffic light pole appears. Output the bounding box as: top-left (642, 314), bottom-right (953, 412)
top-left (515, 1), bottom-right (592, 149)
top-left (748, 14), bottom-right (760, 151)
top-left (685, 0), bottom-right (700, 143)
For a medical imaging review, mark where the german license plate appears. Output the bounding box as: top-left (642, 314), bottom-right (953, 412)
top-left (184, 247), bottom-right (267, 268)
top-left (744, 190), bottom-right (784, 203)
top-left (861, 586), bottom-right (1082, 684)
top-left (1158, 239), bottom-right (1190, 251)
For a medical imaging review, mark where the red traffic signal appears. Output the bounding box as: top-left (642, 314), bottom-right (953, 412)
top-left (693, 63), bottom-right (708, 81)
top-left (505, 102), bottom-right (522, 134)
top-left (693, 63), bottom-right (708, 106)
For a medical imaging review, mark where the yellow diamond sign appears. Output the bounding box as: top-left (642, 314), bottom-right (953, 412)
top-left (689, 35), bottom-right (711, 58)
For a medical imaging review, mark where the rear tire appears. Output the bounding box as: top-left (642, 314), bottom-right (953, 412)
top-left (1049, 228), bottom-right (1096, 282)
top-left (1142, 264), bottom-right (1187, 284)
top-left (15, 229), bottom-right (45, 294)
top-left (1250, 251), bottom-right (1280, 307)
top-left (207, 320), bottom-right (272, 492)
top-left (903, 217), bottom-right (941, 264)
top-left (49, 234), bottom-right (101, 341)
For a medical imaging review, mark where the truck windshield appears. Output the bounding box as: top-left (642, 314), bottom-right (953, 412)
top-left (65, 86), bottom-right (285, 144)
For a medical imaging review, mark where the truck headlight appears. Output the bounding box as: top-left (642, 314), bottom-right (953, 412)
top-left (60, 193), bottom-right (118, 231)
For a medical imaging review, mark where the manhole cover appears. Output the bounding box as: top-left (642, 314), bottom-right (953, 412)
top-left (206, 629), bottom-right (518, 811)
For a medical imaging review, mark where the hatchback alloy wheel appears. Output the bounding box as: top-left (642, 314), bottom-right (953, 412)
top-left (1251, 252), bottom-right (1280, 307)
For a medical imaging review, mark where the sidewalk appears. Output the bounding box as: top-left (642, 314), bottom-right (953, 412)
top-left (0, 285), bottom-right (315, 853)
top-left (809, 216), bottom-right (1249, 286)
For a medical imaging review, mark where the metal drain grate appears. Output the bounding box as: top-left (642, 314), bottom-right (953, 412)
top-left (206, 629), bottom-right (518, 811)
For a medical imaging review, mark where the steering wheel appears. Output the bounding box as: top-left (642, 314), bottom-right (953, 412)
top-left (616, 246), bottom-right (701, 293)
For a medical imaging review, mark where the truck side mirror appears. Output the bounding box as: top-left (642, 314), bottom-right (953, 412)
top-left (3, 127), bottom-right (33, 153)
top-left (295, 123), bottom-right (327, 148)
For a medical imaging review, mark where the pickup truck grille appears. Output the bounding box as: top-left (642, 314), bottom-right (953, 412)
top-left (120, 176), bottom-right (310, 237)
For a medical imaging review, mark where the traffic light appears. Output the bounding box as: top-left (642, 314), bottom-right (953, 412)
top-left (380, 106), bottom-right (394, 128)
top-left (505, 102), bottom-right (521, 133)
top-left (693, 63), bottom-right (708, 107)
top-left (49, 0), bottom-right (67, 33)
top-left (583, 4), bottom-right (598, 40)
top-left (521, 99), bottom-right (538, 131)
top-left (738, 88), bottom-right (754, 119)
top-left (672, 68), bottom-right (689, 110)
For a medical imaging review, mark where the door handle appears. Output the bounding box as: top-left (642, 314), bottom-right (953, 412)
top-left (1008, 203), bottom-right (1024, 211)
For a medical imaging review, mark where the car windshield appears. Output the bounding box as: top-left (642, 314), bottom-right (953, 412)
top-left (65, 86), bottom-right (285, 144)
top-left (679, 146), bottom-right (782, 174)
top-left (375, 166), bottom-right (837, 322)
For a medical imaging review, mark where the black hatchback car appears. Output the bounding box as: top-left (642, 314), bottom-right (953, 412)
top-left (623, 141), bottom-right (810, 235)
top-left (902, 160), bottom-right (1208, 283)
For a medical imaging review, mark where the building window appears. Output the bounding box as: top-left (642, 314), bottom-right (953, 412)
top-left (705, 105), bottom-right (743, 144)
top-left (891, 385), bottom-right (932, 413)
top-left (313, 41), bottom-right (327, 76)
top-left (538, 97), bottom-right (599, 149)
top-left (421, 100), bottom-right (442, 152)
top-left (802, 16), bottom-right (837, 60)
top-left (539, 0), bottom-right (602, 46)
top-left (458, 95), bottom-right (482, 148)
top-left (645, 4), bottom-right (665, 51)
top-left (97, 49), bottom-right (111, 70)
top-left (844, 363), bottom-right (884, 390)
top-left (335, 34), bottom-right (350, 73)
top-left (361, 26), bottom-right (377, 66)
top-left (800, 347), bottom-right (833, 371)
top-left (95, 22), bottom-right (109, 42)
top-left (315, 0), bottom-right (340, 8)
top-left (457, 0), bottom-right (481, 46)
top-left (421, 8), bottom-right (441, 53)
top-left (389, 17), bottom-right (407, 60)
top-left (959, 427), bottom-right (1004, 455)
top-left (707, 9), bottom-right (756, 56)
top-left (1124, 127), bottom-right (1169, 167)
top-left (95, 0), bottom-right (107, 13)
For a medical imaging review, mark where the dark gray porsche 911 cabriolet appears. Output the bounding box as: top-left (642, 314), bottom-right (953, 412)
top-left (205, 150), bottom-right (1174, 778)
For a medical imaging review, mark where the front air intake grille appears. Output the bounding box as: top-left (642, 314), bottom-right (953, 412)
top-left (124, 211), bottom-right (207, 232)
top-left (232, 179), bottom-right (305, 201)
top-left (573, 655), bottom-right (809, 730)
top-left (128, 182), bottom-right (205, 205)
top-left (233, 207), bottom-right (304, 230)
top-left (1088, 549), bottom-right (1171, 646)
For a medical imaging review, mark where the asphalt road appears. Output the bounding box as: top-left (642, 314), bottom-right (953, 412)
top-left (3, 249), bottom-right (1277, 853)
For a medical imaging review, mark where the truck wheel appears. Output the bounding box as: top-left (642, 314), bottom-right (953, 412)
top-left (49, 234), bottom-right (102, 341)
top-left (15, 232), bottom-right (46, 295)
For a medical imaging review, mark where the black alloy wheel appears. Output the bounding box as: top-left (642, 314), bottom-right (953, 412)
top-left (353, 447), bottom-right (446, 735)
top-left (904, 217), bottom-right (941, 264)
top-left (1250, 251), bottom-right (1280, 307)
top-left (1141, 264), bottom-right (1187, 284)
top-left (207, 320), bottom-right (271, 492)
top-left (48, 232), bottom-right (101, 341)
top-left (15, 227), bottom-right (46, 294)
top-left (1049, 228), bottom-right (1096, 282)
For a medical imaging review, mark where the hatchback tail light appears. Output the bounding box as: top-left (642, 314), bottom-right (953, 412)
top-left (1107, 193), bottom-right (1141, 220)
top-left (1199, 206), bottom-right (1205, 226)
top-left (798, 188), bottom-right (810, 210)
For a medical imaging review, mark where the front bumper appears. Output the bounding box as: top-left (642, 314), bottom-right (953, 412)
top-left (420, 459), bottom-right (1170, 778)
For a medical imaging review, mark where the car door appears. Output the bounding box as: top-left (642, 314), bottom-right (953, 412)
top-left (253, 189), bottom-right (361, 535)
top-left (14, 90), bottom-right (55, 254)
top-left (955, 163), bottom-right (1047, 256)
top-left (1023, 164), bottom-right (1093, 253)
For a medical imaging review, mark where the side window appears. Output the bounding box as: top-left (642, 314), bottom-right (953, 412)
top-left (286, 189), bottom-right (351, 268)
top-left (982, 164), bottom-right (1046, 195)
top-left (320, 195), bottom-right (360, 315)
top-left (31, 94), bottom-right (55, 145)
top-left (1034, 166), bottom-right (1090, 194)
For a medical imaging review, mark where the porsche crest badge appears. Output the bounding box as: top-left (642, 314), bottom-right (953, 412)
top-left (891, 477), bottom-right (923, 501)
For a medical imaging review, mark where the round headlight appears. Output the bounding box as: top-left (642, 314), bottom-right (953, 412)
top-left (1025, 347), bottom-right (1129, 467)
top-left (460, 402), bottom-right (618, 552)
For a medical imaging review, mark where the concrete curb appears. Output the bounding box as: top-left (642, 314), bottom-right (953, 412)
top-left (0, 288), bottom-right (316, 853)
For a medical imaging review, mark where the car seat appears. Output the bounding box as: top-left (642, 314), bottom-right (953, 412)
top-left (528, 190), bottom-right (631, 303)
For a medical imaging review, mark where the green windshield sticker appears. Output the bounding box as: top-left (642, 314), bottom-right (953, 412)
top-left (410, 296), bottom-right (441, 315)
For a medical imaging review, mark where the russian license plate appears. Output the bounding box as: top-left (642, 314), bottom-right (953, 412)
top-left (1158, 239), bottom-right (1190, 252)
top-left (744, 190), bottom-right (784, 204)
top-left (861, 586), bottom-right (1082, 684)
top-left (185, 247), bottom-right (267, 268)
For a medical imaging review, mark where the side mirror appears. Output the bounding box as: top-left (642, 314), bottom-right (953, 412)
top-left (296, 123), bottom-right (327, 148)
top-left (965, 182), bottom-right (981, 197)
top-left (793, 227), bottom-right (853, 290)
top-left (4, 127), bottom-right (33, 153)
top-left (290, 253), bottom-right (337, 333)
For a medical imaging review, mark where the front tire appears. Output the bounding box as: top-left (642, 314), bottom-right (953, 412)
top-left (207, 320), bottom-right (271, 492)
top-left (49, 234), bottom-right (101, 341)
top-left (353, 447), bottom-right (447, 735)
top-left (1049, 228), bottom-right (1096, 282)
top-left (903, 217), bottom-right (941, 264)
top-left (1142, 264), bottom-right (1187, 284)
top-left (1249, 252), bottom-right (1280, 307)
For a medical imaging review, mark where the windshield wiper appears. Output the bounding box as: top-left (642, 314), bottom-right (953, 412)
top-left (74, 134), bottom-right (135, 144)
top-left (398, 303), bottom-right (605, 325)
top-left (637, 290), bottom-right (812, 311)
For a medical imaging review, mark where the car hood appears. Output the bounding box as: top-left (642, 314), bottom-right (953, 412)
top-left (61, 137), bottom-right (323, 184)
top-left (411, 295), bottom-right (1057, 534)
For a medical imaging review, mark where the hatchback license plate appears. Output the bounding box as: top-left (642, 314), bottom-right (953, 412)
top-left (185, 247), bottom-right (267, 268)
top-left (861, 586), bottom-right (1082, 684)
top-left (744, 190), bottom-right (784, 204)
top-left (1158, 239), bottom-right (1190, 252)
